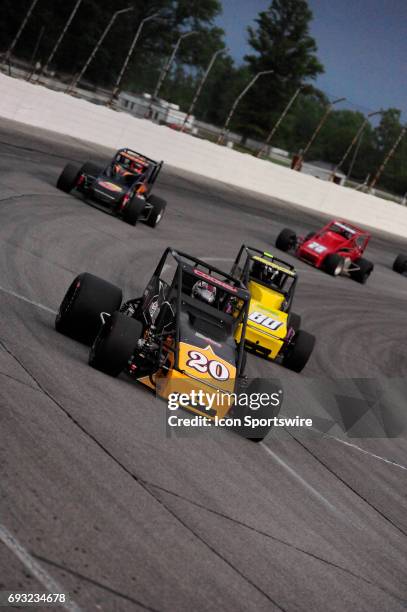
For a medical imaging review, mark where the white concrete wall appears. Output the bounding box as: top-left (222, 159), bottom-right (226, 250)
top-left (1, 72), bottom-right (407, 239)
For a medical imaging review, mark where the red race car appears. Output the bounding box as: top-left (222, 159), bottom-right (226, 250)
top-left (275, 219), bottom-right (374, 284)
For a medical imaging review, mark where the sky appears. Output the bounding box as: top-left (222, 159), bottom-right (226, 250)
top-left (216, 0), bottom-right (407, 119)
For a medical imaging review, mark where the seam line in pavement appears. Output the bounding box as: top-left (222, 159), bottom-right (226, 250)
top-left (287, 431), bottom-right (407, 538)
top-left (0, 524), bottom-right (82, 612)
top-left (33, 554), bottom-right (162, 612)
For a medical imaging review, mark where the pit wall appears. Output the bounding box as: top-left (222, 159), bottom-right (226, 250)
top-left (1, 72), bottom-right (407, 240)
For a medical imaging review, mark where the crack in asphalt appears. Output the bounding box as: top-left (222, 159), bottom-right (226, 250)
top-left (286, 430), bottom-right (407, 539)
top-left (32, 554), bottom-right (162, 612)
top-left (138, 479), bottom-right (407, 606)
top-left (0, 369), bottom-right (42, 393)
top-left (2, 336), bottom-right (405, 608)
top-left (0, 338), bottom-right (286, 612)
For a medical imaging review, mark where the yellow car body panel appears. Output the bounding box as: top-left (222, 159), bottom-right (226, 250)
top-left (236, 279), bottom-right (288, 359)
top-left (138, 341), bottom-right (237, 419)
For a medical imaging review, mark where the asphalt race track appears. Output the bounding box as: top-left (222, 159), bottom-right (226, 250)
top-left (0, 118), bottom-right (406, 612)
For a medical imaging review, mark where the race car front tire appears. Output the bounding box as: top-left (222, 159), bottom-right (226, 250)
top-left (350, 257), bottom-right (374, 284)
top-left (56, 163), bottom-right (81, 193)
top-left (122, 196), bottom-right (146, 225)
top-left (145, 194), bottom-right (167, 227)
top-left (282, 330), bottom-right (315, 372)
top-left (276, 228), bottom-right (296, 251)
top-left (231, 378), bottom-right (281, 442)
top-left (392, 254), bottom-right (407, 274)
top-left (323, 253), bottom-right (345, 276)
top-left (288, 312), bottom-right (302, 332)
top-left (55, 273), bottom-right (123, 345)
top-left (81, 161), bottom-right (103, 177)
top-left (89, 312), bottom-right (143, 377)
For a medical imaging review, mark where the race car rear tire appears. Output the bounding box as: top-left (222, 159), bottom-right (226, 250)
top-left (55, 273), bottom-right (123, 345)
top-left (282, 330), bottom-right (315, 373)
top-left (122, 196), bottom-right (146, 225)
top-left (81, 161), bottom-right (103, 177)
top-left (231, 378), bottom-right (281, 442)
top-left (56, 163), bottom-right (81, 193)
top-left (350, 257), bottom-right (374, 284)
top-left (392, 254), bottom-right (407, 274)
top-left (276, 228), bottom-right (296, 252)
top-left (288, 312), bottom-right (301, 332)
top-left (239, 349), bottom-right (247, 376)
top-left (145, 194), bottom-right (167, 227)
top-left (323, 253), bottom-right (345, 276)
top-left (89, 312), bottom-right (143, 377)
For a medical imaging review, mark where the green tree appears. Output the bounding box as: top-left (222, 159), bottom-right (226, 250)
top-left (371, 109), bottom-right (407, 194)
top-left (235, 0), bottom-right (324, 138)
top-left (1, 0), bottom-right (224, 88)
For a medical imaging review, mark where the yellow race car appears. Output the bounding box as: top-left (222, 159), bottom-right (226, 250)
top-left (55, 248), bottom-right (282, 440)
top-left (231, 245), bottom-right (315, 372)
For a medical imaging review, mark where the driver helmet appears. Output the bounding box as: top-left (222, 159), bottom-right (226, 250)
top-left (262, 266), bottom-right (281, 285)
top-left (113, 163), bottom-right (125, 176)
top-left (192, 280), bottom-right (217, 305)
top-left (130, 161), bottom-right (144, 174)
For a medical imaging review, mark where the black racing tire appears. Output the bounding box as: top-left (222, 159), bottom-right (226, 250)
top-left (323, 253), bottom-right (345, 276)
top-left (392, 254), bottom-right (407, 274)
top-left (288, 312), bottom-right (302, 332)
top-left (276, 228), bottom-right (296, 252)
top-left (55, 273), bottom-right (123, 345)
top-left (81, 161), bottom-right (103, 176)
top-left (282, 330), bottom-right (315, 373)
top-left (122, 196), bottom-right (146, 225)
top-left (350, 257), bottom-right (374, 284)
top-left (145, 194), bottom-right (167, 227)
top-left (231, 378), bottom-right (282, 442)
top-left (89, 312), bottom-right (143, 377)
top-left (56, 163), bottom-right (81, 193)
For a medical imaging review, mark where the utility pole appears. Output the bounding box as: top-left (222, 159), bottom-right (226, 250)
top-left (293, 97), bottom-right (346, 170)
top-left (147, 30), bottom-right (198, 117)
top-left (108, 11), bottom-right (163, 106)
top-left (3, 0), bottom-right (40, 69)
top-left (329, 110), bottom-right (382, 181)
top-left (180, 48), bottom-right (223, 132)
top-left (217, 70), bottom-right (274, 145)
top-left (256, 86), bottom-right (301, 158)
top-left (347, 130), bottom-right (364, 181)
top-left (369, 127), bottom-right (406, 190)
top-left (35, 0), bottom-right (83, 81)
top-left (66, 7), bottom-right (134, 94)
top-left (26, 25), bottom-right (45, 81)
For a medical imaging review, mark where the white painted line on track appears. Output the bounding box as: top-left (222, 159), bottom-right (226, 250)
top-left (260, 443), bottom-right (340, 513)
top-left (0, 524), bottom-right (82, 612)
top-left (0, 284), bottom-right (57, 314)
top-left (326, 434), bottom-right (407, 471)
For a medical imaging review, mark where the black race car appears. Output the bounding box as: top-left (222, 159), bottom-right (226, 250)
top-left (56, 148), bottom-right (166, 227)
top-left (55, 248), bottom-right (282, 441)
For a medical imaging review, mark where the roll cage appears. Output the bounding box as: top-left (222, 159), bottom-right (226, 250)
top-left (124, 248), bottom-right (250, 376)
top-left (231, 245), bottom-right (298, 311)
top-left (307, 220), bottom-right (371, 251)
top-left (108, 148), bottom-right (163, 186)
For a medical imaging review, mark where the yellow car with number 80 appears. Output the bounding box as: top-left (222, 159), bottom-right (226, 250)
top-left (232, 245), bottom-right (315, 372)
